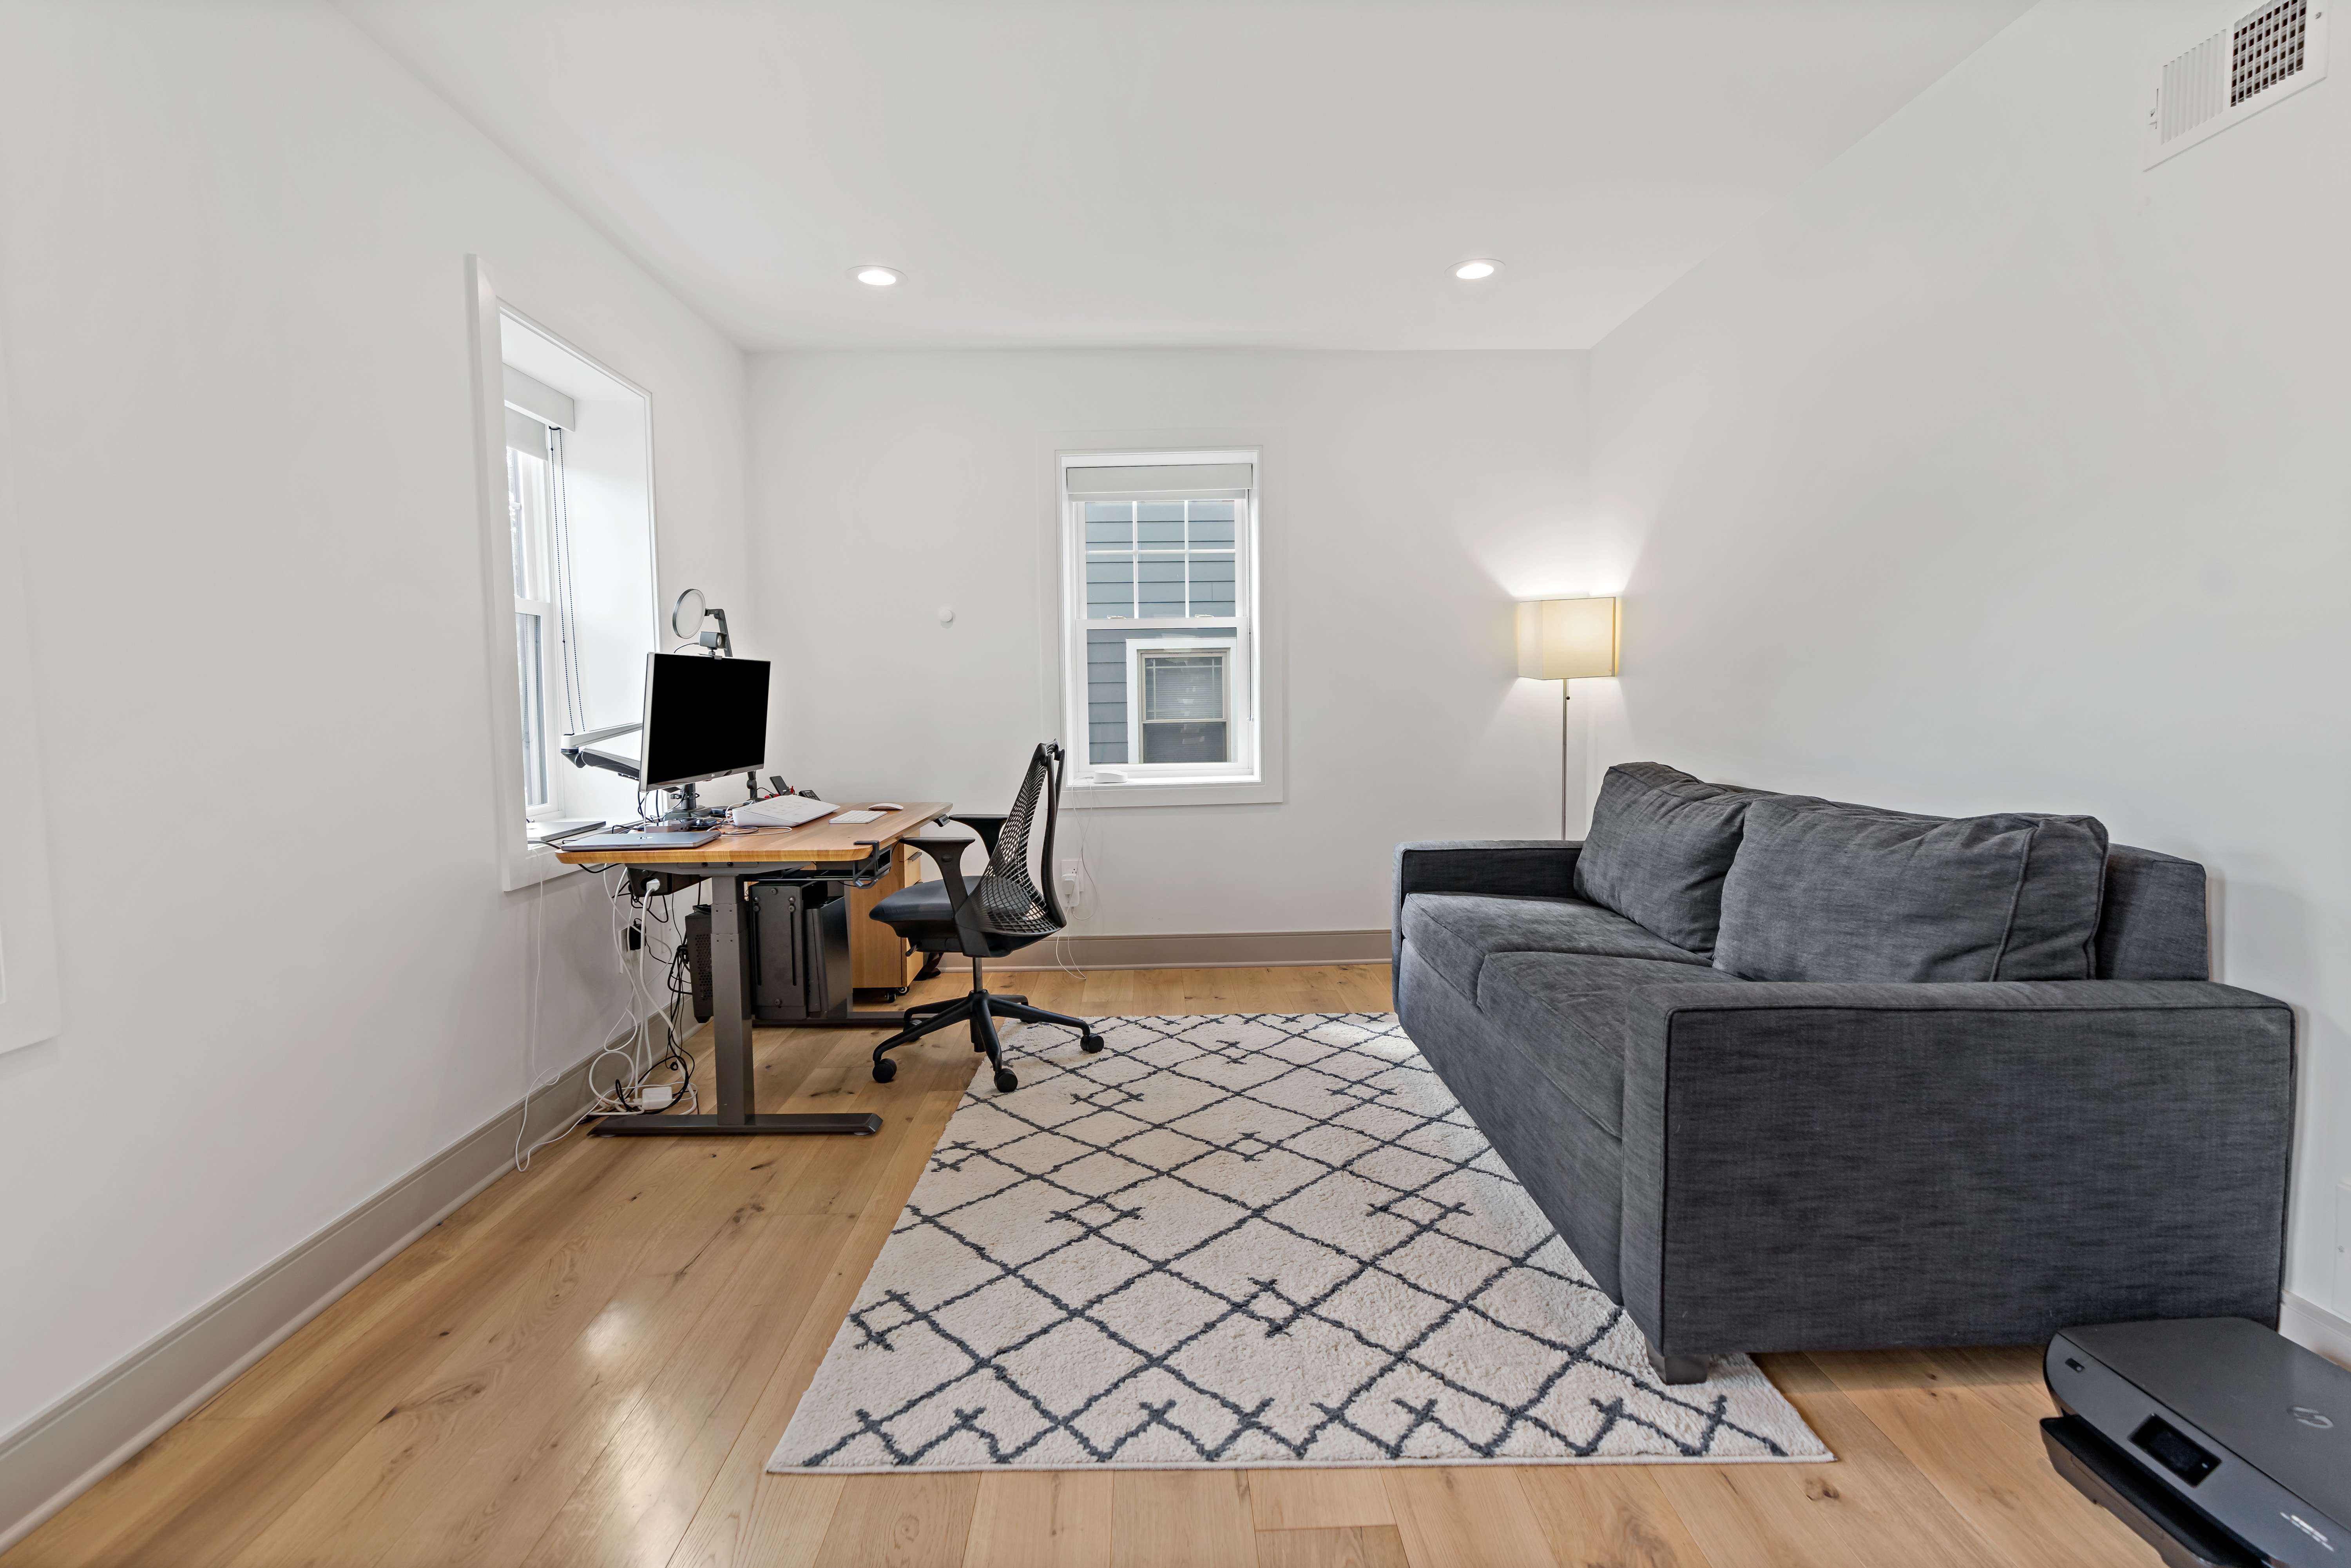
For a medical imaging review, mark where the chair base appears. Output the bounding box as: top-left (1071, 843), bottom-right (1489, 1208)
top-left (871, 960), bottom-right (1104, 1092)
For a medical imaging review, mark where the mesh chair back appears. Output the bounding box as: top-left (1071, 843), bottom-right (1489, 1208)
top-left (976, 743), bottom-right (1065, 937)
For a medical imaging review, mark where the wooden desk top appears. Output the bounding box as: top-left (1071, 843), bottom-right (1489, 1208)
top-left (554, 802), bottom-right (953, 866)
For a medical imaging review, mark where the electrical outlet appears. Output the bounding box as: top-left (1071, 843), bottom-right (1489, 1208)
top-left (1059, 859), bottom-right (1085, 913)
top-left (627, 920), bottom-right (643, 951)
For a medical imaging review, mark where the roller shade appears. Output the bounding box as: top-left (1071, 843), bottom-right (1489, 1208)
top-left (1063, 462), bottom-right (1252, 501)
top-left (505, 407), bottom-right (552, 456)
top-left (503, 364), bottom-right (576, 430)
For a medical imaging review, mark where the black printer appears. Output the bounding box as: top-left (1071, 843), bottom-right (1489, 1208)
top-left (2044, 1318), bottom-right (2349, 1568)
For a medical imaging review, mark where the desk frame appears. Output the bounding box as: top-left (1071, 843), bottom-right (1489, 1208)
top-left (557, 805), bottom-right (951, 1138)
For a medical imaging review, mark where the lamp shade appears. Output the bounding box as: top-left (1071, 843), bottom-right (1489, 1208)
top-left (1516, 597), bottom-right (1619, 681)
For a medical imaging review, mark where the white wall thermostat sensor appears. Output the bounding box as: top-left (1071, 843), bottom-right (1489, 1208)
top-left (938, 607), bottom-right (955, 626)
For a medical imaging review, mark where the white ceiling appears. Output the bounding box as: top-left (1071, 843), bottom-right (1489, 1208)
top-left (341, 1), bottom-right (2031, 351)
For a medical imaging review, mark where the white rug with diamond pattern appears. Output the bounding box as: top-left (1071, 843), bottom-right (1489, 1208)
top-left (770, 1013), bottom-right (1827, 1472)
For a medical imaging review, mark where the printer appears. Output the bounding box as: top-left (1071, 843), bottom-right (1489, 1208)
top-left (2044, 1318), bottom-right (2349, 1568)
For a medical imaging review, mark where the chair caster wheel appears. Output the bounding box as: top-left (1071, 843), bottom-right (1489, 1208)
top-left (872, 1059), bottom-right (897, 1083)
top-left (1080, 1032), bottom-right (1106, 1054)
top-left (993, 1068), bottom-right (1018, 1093)
top-left (891, 986), bottom-right (909, 999)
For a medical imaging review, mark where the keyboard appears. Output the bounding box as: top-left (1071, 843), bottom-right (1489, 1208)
top-left (731, 795), bottom-right (840, 828)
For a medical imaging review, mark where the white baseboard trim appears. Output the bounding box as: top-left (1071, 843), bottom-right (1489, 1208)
top-left (937, 928), bottom-right (1392, 973)
top-left (0, 1033), bottom-right (626, 1554)
top-left (2281, 1289), bottom-right (2351, 1369)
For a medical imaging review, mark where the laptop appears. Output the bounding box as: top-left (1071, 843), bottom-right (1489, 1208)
top-left (558, 828), bottom-right (720, 851)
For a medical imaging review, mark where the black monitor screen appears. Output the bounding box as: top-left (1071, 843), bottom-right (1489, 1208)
top-left (639, 653), bottom-right (770, 790)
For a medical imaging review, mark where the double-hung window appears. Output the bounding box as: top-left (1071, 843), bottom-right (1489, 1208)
top-left (1060, 452), bottom-right (1261, 794)
top-left (505, 390), bottom-right (578, 820)
top-left (477, 298), bottom-right (660, 888)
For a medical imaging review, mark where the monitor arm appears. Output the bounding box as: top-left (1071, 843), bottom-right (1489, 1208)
top-left (559, 722), bottom-right (642, 782)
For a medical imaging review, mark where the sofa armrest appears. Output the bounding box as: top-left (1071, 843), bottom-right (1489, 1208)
top-left (1393, 840), bottom-right (1582, 964)
top-left (1617, 980), bottom-right (2294, 1358)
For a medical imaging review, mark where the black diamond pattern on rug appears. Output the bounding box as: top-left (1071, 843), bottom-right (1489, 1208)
top-left (770, 1013), bottom-right (1827, 1472)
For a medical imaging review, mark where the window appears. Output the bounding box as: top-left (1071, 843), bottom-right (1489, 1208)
top-left (1132, 639), bottom-right (1233, 764)
top-left (1060, 451), bottom-right (1264, 797)
top-left (505, 405), bottom-right (576, 818)
top-left (469, 270), bottom-right (661, 888)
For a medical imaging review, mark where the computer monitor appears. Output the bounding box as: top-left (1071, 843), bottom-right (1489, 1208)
top-left (638, 652), bottom-right (771, 793)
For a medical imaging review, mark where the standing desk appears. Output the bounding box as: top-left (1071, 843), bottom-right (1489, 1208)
top-left (557, 803), bottom-right (951, 1137)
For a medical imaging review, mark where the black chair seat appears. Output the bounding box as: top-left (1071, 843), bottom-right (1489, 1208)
top-left (873, 875), bottom-right (1025, 956)
top-left (872, 878), bottom-right (954, 932)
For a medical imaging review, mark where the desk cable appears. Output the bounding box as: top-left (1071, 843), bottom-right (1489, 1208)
top-left (513, 868), bottom-right (700, 1171)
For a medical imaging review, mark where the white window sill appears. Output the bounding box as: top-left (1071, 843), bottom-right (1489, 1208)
top-left (1065, 775), bottom-right (1283, 809)
top-left (502, 839), bottom-right (587, 891)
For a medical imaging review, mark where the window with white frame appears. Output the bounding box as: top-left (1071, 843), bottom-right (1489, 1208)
top-left (494, 317), bottom-right (658, 872)
top-left (1061, 453), bottom-right (1258, 788)
top-left (505, 398), bottom-right (577, 818)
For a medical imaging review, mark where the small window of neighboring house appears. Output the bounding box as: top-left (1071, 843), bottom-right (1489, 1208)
top-left (1061, 453), bottom-right (1259, 791)
top-left (1131, 639), bottom-right (1234, 764)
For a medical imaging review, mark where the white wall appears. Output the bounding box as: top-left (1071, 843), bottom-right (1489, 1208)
top-left (748, 349), bottom-right (1589, 936)
top-left (1585, 0), bottom-right (2351, 1312)
top-left (0, 2), bottom-right (752, 1436)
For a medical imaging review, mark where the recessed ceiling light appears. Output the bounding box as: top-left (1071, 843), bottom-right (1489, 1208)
top-left (1453, 259), bottom-right (1501, 281)
top-left (854, 266), bottom-right (901, 287)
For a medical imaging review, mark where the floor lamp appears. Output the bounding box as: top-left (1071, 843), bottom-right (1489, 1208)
top-left (1517, 597), bottom-right (1620, 838)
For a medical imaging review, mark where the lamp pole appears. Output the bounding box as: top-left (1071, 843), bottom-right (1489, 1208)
top-left (1515, 595), bottom-right (1619, 842)
top-left (1561, 683), bottom-right (1572, 840)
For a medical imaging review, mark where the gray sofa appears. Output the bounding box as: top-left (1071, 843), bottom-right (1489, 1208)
top-left (1393, 762), bottom-right (2294, 1383)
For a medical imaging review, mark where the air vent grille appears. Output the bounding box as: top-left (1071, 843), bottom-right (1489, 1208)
top-left (2233, 0), bottom-right (2309, 104)
top-left (2161, 35), bottom-right (2229, 140)
top-left (2146, 0), bottom-right (2330, 166)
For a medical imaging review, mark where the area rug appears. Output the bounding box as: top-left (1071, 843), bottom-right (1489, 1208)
top-left (770, 1013), bottom-right (1827, 1471)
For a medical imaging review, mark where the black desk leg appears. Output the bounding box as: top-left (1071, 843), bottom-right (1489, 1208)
top-left (594, 871), bottom-right (883, 1137)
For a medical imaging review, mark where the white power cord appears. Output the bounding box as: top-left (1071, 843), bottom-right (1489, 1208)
top-left (513, 869), bottom-right (700, 1171)
top-left (1049, 804), bottom-right (1090, 981)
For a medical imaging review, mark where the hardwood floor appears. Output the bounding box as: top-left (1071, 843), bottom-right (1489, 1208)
top-left (3, 965), bottom-right (2159, 1568)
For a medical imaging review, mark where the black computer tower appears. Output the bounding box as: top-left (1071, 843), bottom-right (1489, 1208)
top-left (683, 878), bottom-right (853, 1023)
top-left (750, 878), bottom-right (852, 1021)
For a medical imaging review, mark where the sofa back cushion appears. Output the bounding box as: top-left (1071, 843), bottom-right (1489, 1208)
top-left (1573, 762), bottom-right (1762, 954)
top-left (1714, 797), bottom-right (2110, 983)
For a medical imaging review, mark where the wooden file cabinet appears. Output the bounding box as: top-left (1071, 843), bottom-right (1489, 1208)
top-left (848, 846), bottom-right (922, 992)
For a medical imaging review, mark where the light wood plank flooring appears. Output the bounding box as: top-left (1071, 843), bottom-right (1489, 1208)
top-left (3, 965), bottom-right (2159, 1567)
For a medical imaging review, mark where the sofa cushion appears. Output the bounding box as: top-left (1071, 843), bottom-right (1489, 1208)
top-left (1401, 893), bottom-right (1708, 1000)
top-left (1714, 797), bottom-right (2110, 983)
top-left (1476, 953), bottom-right (1748, 1136)
top-left (1573, 762), bottom-right (1764, 954)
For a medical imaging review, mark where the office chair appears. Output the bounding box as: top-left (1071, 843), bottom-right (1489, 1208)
top-left (868, 741), bottom-right (1103, 1092)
